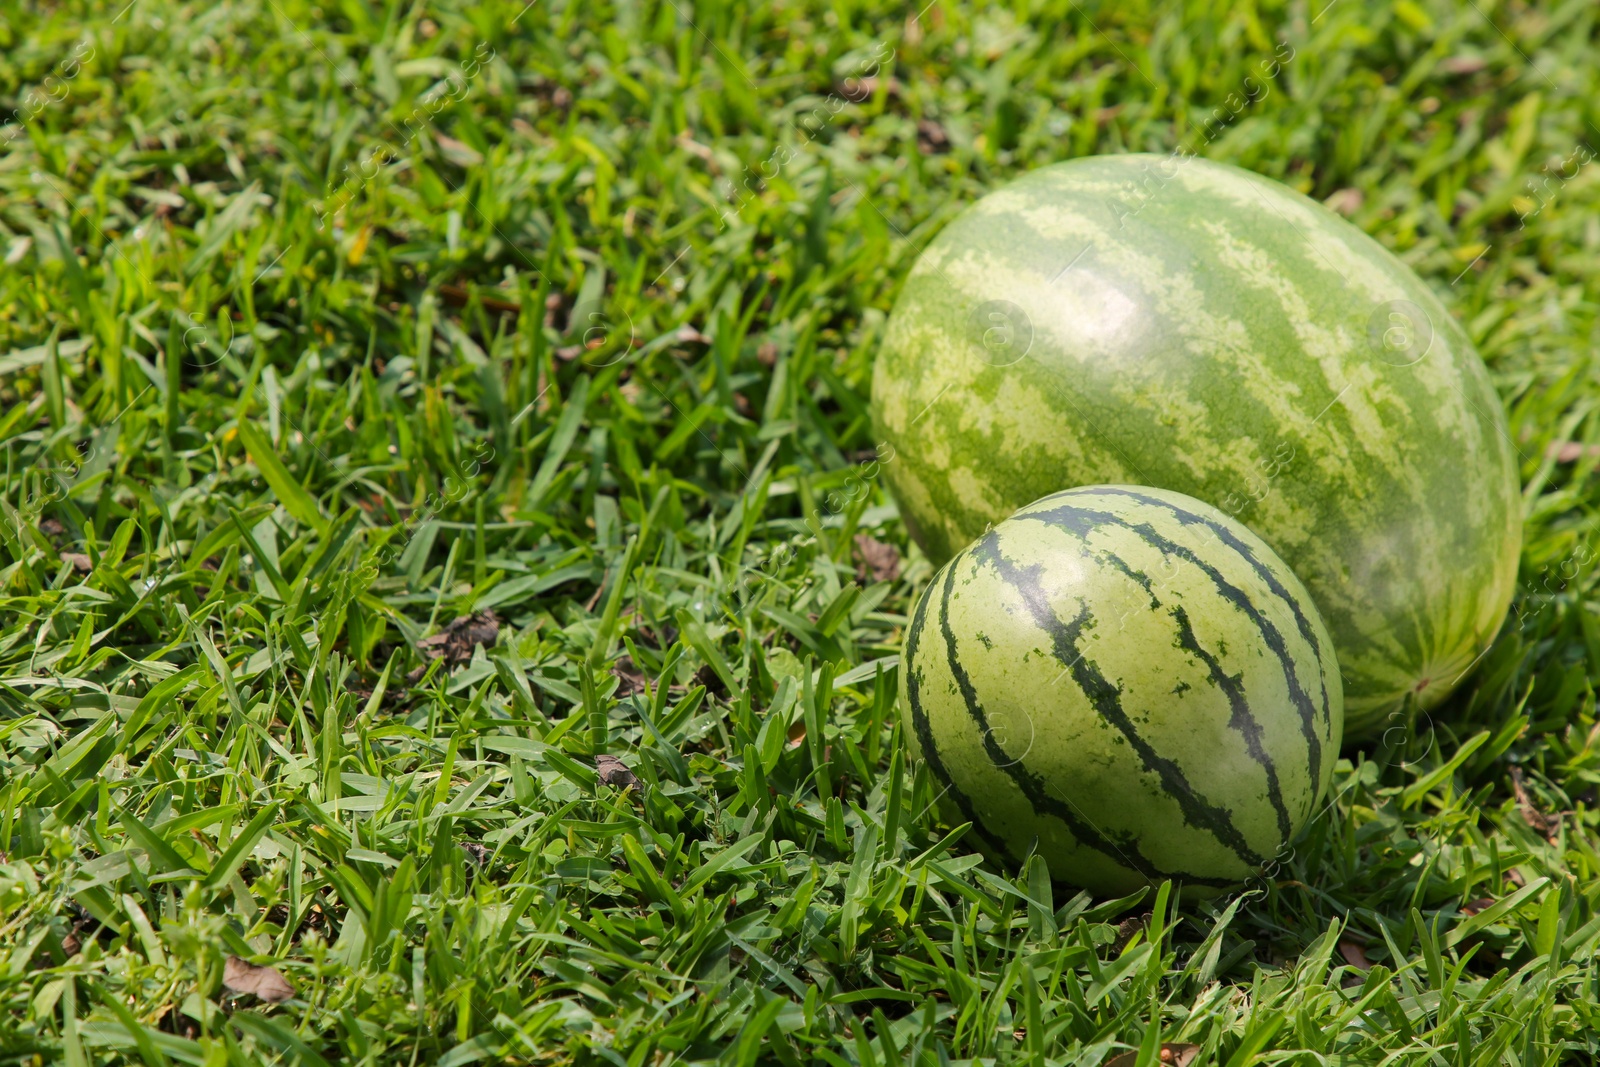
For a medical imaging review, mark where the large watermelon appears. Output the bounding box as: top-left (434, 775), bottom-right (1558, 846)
top-left (902, 485), bottom-right (1342, 895)
top-left (873, 154), bottom-right (1520, 739)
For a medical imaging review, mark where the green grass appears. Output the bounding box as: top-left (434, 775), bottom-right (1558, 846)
top-left (3, 0), bottom-right (1600, 1063)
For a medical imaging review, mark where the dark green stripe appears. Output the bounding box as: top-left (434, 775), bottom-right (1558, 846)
top-left (1168, 605), bottom-right (1294, 839)
top-left (903, 567), bottom-right (1021, 867)
top-left (1088, 487), bottom-right (1329, 659)
top-left (1021, 494), bottom-right (1328, 797)
top-left (1096, 549), bottom-right (1295, 841)
top-left (971, 533), bottom-right (1266, 870)
top-left (1087, 487), bottom-right (1334, 745)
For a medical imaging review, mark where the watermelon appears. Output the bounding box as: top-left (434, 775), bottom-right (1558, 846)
top-left (901, 485), bottom-right (1342, 895)
top-left (872, 153), bottom-right (1520, 739)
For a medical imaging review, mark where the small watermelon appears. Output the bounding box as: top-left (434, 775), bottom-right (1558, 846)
top-left (872, 153), bottom-right (1520, 739)
top-left (902, 485), bottom-right (1342, 895)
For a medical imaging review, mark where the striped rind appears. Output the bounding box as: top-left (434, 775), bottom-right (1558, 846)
top-left (872, 153), bottom-right (1521, 738)
top-left (900, 485), bottom-right (1343, 897)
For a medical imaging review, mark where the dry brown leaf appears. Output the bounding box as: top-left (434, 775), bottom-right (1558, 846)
top-left (1510, 765), bottom-right (1561, 841)
top-left (853, 534), bottom-right (901, 584)
top-left (594, 754), bottom-right (642, 792)
top-left (916, 119), bottom-right (950, 154)
top-left (1105, 1043), bottom-right (1200, 1067)
top-left (1461, 897), bottom-right (1496, 916)
top-left (611, 658), bottom-right (649, 698)
top-left (61, 552), bottom-right (92, 573)
top-left (903, 12), bottom-right (924, 46)
top-left (1338, 939), bottom-right (1372, 970)
top-left (675, 131), bottom-right (715, 163)
top-left (433, 133), bottom-right (484, 167)
top-left (1546, 441), bottom-right (1600, 462)
top-left (543, 291), bottom-right (565, 328)
top-left (416, 611), bottom-right (501, 668)
top-left (1325, 187), bottom-right (1364, 216)
top-left (836, 75), bottom-right (902, 101)
top-left (785, 718), bottom-right (807, 749)
top-left (438, 282), bottom-right (520, 315)
top-left (1112, 911), bottom-right (1153, 951)
top-left (1439, 55), bottom-right (1489, 74)
top-left (223, 956), bottom-right (296, 1003)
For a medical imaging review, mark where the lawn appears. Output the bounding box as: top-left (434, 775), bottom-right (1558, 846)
top-left (2, 0), bottom-right (1600, 1063)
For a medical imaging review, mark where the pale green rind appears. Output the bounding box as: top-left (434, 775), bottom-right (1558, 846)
top-left (873, 154), bottom-right (1521, 738)
top-left (901, 485), bottom-right (1342, 896)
